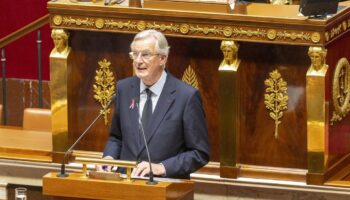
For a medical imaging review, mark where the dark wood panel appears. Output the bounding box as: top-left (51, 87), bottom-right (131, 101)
top-left (238, 43), bottom-right (309, 169)
top-left (326, 32), bottom-right (350, 167)
top-left (68, 32), bottom-right (221, 161)
top-left (0, 78), bottom-right (50, 126)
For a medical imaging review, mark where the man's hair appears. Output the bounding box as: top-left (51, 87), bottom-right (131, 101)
top-left (131, 30), bottom-right (170, 55)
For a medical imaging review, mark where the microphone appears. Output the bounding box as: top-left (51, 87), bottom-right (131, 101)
top-left (136, 97), bottom-right (158, 185)
top-left (57, 95), bottom-right (117, 177)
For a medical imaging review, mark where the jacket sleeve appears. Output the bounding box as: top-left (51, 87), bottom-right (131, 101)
top-left (161, 90), bottom-right (210, 177)
top-left (103, 88), bottom-right (122, 159)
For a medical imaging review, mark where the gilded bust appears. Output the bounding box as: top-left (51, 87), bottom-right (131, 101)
top-left (308, 47), bottom-right (327, 72)
top-left (51, 29), bottom-right (70, 55)
top-left (219, 40), bottom-right (240, 71)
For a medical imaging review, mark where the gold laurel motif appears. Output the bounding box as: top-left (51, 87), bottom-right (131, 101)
top-left (181, 65), bottom-right (199, 90)
top-left (330, 24), bottom-right (343, 39)
top-left (331, 58), bottom-right (350, 125)
top-left (137, 21), bottom-right (146, 31)
top-left (343, 21), bottom-right (347, 31)
top-left (146, 22), bottom-right (179, 32)
top-left (93, 59), bottom-right (116, 125)
top-left (223, 26), bottom-right (233, 37)
top-left (325, 32), bottom-right (330, 42)
top-left (105, 20), bottom-right (137, 29)
top-left (95, 18), bottom-right (105, 29)
top-left (267, 29), bottom-right (277, 40)
top-left (62, 17), bottom-right (94, 27)
top-left (232, 28), bottom-right (266, 38)
top-left (180, 24), bottom-right (190, 34)
top-left (276, 31), bottom-right (311, 41)
top-left (311, 32), bottom-right (321, 43)
top-left (53, 15), bottom-right (63, 26)
top-left (264, 70), bottom-right (288, 139)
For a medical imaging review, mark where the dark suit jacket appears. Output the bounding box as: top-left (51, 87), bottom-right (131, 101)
top-left (103, 73), bottom-right (209, 179)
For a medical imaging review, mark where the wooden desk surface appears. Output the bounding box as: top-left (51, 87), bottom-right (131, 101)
top-left (0, 127), bottom-right (52, 162)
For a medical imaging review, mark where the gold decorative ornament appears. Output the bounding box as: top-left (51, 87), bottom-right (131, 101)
top-left (219, 40), bottom-right (240, 71)
top-left (62, 17), bottom-right (94, 27)
top-left (182, 65), bottom-right (199, 90)
top-left (325, 32), bottom-right (330, 42)
top-left (223, 26), bottom-right (233, 37)
top-left (180, 24), bottom-right (190, 34)
top-left (276, 31), bottom-right (311, 41)
top-left (342, 21), bottom-right (347, 31)
top-left (53, 15), bottom-right (63, 26)
top-left (311, 32), bottom-right (321, 43)
top-left (308, 46), bottom-right (327, 72)
top-left (93, 59), bottom-right (116, 125)
top-left (51, 29), bottom-right (70, 56)
top-left (267, 29), bottom-right (277, 40)
top-left (95, 18), bottom-right (105, 29)
top-left (137, 21), bottom-right (146, 31)
top-left (331, 57), bottom-right (350, 124)
top-left (53, 15), bottom-right (323, 44)
top-left (264, 70), bottom-right (288, 139)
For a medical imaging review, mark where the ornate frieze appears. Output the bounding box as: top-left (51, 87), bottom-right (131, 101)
top-left (325, 18), bottom-right (350, 42)
top-left (51, 14), bottom-right (323, 45)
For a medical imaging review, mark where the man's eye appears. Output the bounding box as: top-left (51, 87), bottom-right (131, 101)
top-left (141, 53), bottom-right (150, 57)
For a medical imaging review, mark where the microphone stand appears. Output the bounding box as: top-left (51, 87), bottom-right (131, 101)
top-left (57, 96), bottom-right (116, 177)
top-left (136, 101), bottom-right (157, 185)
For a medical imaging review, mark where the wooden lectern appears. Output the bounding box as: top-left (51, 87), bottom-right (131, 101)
top-left (43, 172), bottom-right (194, 200)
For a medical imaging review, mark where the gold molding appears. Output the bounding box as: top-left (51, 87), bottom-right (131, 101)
top-left (331, 57), bottom-right (350, 125)
top-left (51, 15), bottom-right (321, 45)
top-left (325, 19), bottom-right (350, 42)
top-left (93, 59), bottom-right (116, 125)
top-left (182, 65), bottom-right (199, 90)
top-left (264, 70), bottom-right (288, 139)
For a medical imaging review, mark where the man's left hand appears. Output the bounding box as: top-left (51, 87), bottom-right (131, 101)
top-left (132, 161), bottom-right (166, 177)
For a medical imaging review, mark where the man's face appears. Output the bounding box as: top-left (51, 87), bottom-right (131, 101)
top-left (131, 37), bottom-right (167, 86)
top-left (310, 52), bottom-right (322, 69)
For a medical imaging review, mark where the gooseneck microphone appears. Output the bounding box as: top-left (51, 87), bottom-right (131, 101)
top-left (136, 98), bottom-right (158, 185)
top-left (57, 95), bottom-right (117, 177)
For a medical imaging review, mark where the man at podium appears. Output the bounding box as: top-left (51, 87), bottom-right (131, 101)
top-left (98, 29), bottom-right (210, 179)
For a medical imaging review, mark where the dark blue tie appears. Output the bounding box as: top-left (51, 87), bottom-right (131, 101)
top-left (141, 88), bottom-right (152, 130)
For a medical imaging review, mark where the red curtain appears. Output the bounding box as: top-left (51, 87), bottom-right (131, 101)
top-left (0, 0), bottom-right (53, 80)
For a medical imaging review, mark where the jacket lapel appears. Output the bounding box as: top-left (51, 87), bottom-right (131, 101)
top-left (126, 77), bottom-right (142, 154)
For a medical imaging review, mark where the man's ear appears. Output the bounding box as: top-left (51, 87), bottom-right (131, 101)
top-left (160, 55), bottom-right (168, 65)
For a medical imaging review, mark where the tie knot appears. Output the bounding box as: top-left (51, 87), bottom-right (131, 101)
top-left (145, 88), bottom-right (152, 99)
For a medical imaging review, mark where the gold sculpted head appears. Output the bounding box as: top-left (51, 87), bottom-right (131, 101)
top-left (308, 47), bottom-right (327, 71)
top-left (51, 29), bottom-right (70, 54)
top-left (219, 40), bottom-right (240, 71)
top-left (220, 40), bottom-right (239, 66)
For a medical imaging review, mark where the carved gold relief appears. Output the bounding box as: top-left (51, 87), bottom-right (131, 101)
top-left (93, 59), bottom-right (116, 125)
top-left (219, 40), bottom-right (240, 71)
top-left (53, 15), bottom-right (63, 26)
top-left (264, 70), bottom-right (288, 139)
top-left (267, 29), bottom-right (277, 40)
top-left (62, 17), bottom-right (94, 27)
top-left (52, 15), bottom-right (323, 44)
top-left (311, 32), bottom-right (321, 43)
top-left (182, 65), bottom-right (199, 90)
top-left (95, 18), bottom-right (105, 29)
top-left (331, 58), bottom-right (350, 124)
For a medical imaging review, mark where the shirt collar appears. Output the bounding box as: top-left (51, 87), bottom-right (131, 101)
top-left (140, 70), bottom-right (167, 96)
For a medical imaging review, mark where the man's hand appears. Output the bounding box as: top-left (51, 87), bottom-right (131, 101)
top-left (95, 156), bottom-right (114, 172)
top-left (132, 161), bottom-right (166, 177)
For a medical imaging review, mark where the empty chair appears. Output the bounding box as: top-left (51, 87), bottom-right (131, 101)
top-left (23, 108), bottom-right (52, 132)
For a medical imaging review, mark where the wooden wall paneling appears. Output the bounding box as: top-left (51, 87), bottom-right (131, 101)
top-left (238, 43), bottom-right (309, 169)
